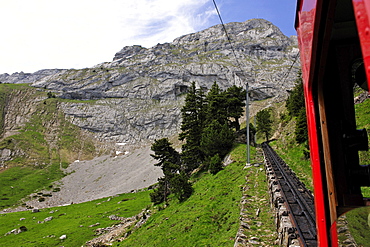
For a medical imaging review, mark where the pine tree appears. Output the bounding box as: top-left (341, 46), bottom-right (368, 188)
top-left (208, 154), bottom-right (223, 174)
top-left (286, 71), bottom-right (305, 118)
top-left (150, 138), bottom-right (181, 204)
top-left (249, 122), bottom-right (257, 146)
top-left (179, 82), bottom-right (206, 172)
top-left (204, 82), bottom-right (228, 126)
top-left (150, 177), bottom-right (168, 205)
top-left (150, 138), bottom-right (180, 174)
top-left (256, 108), bottom-right (273, 141)
top-left (286, 71), bottom-right (308, 145)
top-left (200, 120), bottom-right (234, 160)
top-left (295, 108), bottom-right (308, 144)
top-left (170, 171), bottom-right (193, 202)
top-left (224, 85), bottom-right (246, 131)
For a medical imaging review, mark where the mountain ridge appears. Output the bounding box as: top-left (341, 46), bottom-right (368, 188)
top-left (0, 19), bottom-right (300, 146)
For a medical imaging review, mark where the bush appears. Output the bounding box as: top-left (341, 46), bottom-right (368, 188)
top-left (170, 172), bottom-right (193, 202)
top-left (209, 154), bottom-right (223, 174)
top-left (47, 92), bottom-right (55, 98)
top-left (150, 189), bottom-right (165, 205)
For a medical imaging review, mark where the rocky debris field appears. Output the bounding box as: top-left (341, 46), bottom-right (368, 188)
top-left (1, 146), bottom-right (162, 213)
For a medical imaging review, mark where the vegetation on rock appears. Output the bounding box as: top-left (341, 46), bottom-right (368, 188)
top-left (0, 84), bottom-right (101, 210)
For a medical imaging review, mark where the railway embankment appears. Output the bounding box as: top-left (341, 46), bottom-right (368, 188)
top-left (263, 142), bottom-right (317, 246)
top-left (266, 164), bottom-right (299, 246)
top-left (263, 142), bottom-right (361, 247)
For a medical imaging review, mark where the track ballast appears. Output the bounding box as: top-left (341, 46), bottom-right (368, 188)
top-left (262, 142), bottom-right (317, 246)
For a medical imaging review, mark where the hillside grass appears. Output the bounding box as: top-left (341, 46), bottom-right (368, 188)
top-left (345, 206), bottom-right (370, 246)
top-left (0, 164), bottom-right (64, 210)
top-left (115, 144), bottom-right (277, 247)
top-left (0, 191), bottom-right (151, 247)
top-left (0, 144), bottom-right (277, 247)
top-left (355, 96), bottom-right (370, 170)
top-left (268, 95), bottom-right (370, 246)
top-left (116, 145), bottom-right (247, 247)
top-left (0, 89), bottom-right (98, 210)
top-left (259, 102), bottom-right (313, 191)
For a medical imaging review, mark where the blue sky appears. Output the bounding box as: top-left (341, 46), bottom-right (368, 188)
top-left (0, 0), bottom-right (297, 74)
top-left (210, 0), bottom-right (297, 37)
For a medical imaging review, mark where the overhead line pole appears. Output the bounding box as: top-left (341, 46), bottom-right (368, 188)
top-left (245, 84), bottom-right (273, 166)
top-left (246, 83), bottom-right (250, 165)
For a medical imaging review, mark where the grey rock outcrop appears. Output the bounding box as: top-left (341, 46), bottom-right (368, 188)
top-left (0, 69), bottom-right (66, 84)
top-left (7, 19), bottom-right (301, 145)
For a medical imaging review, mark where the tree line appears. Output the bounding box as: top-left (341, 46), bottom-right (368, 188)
top-left (149, 72), bottom-right (308, 204)
top-left (150, 82), bottom-right (246, 204)
top-left (285, 71), bottom-right (308, 145)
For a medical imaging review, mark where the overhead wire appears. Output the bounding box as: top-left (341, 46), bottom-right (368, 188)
top-left (212, 0), bottom-right (245, 76)
top-left (282, 52), bottom-right (300, 83)
top-left (212, 0), bottom-right (300, 87)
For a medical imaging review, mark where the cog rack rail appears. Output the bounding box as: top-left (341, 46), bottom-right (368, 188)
top-left (262, 142), bottom-right (317, 247)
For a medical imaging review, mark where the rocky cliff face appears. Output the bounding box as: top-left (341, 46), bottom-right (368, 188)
top-left (0, 69), bottom-right (66, 84)
top-left (2, 19), bottom-right (300, 146)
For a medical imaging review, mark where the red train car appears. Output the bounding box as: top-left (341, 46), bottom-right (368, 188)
top-left (296, 0), bottom-right (370, 246)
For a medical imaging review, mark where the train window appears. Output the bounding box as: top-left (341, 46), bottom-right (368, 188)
top-left (354, 86), bottom-right (370, 197)
top-left (351, 59), bottom-right (368, 91)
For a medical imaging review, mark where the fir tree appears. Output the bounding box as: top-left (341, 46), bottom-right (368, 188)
top-left (200, 120), bottom-right (234, 160)
top-left (295, 108), bottom-right (308, 144)
top-left (249, 122), bottom-right (257, 147)
top-left (256, 108), bottom-right (273, 141)
top-left (208, 154), bottom-right (223, 174)
top-left (224, 85), bottom-right (246, 131)
top-left (286, 71), bottom-right (305, 118)
top-left (170, 171), bottom-right (193, 202)
top-left (286, 71), bottom-right (308, 145)
top-left (204, 82), bottom-right (228, 126)
top-left (150, 138), bottom-right (182, 204)
top-left (150, 177), bottom-right (169, 205)
top-left (150, 138), bottom-right (180, 174)
top-left (179, 82), bottom-right (206, 172)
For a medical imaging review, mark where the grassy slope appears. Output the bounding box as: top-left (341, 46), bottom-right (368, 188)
top-left (1, 83), bottom-right (366, 246)
top-left (263, 102), bottom-right (313, 191)
top-left (0, 191), bottom-right (151, 247)
top-left (0, 164), bottom-right (64, 210)
top-left (0, 85), bottom-right (98, 210)
top-left (269, 96), bottom-right (370, 246)
top-left (355, 97), bottom-right (370, 169)
top-left (115, 144), bottom-right (277, 247)
top-left (0, 144), bottom-right (277, 247)
top-left (345, 207), bottom-right (370, 246)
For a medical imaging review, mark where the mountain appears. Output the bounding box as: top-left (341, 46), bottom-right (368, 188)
top-left (0, 69), bottom-right (65, 84)
top-left (0, 19), bottom-right (300, 146)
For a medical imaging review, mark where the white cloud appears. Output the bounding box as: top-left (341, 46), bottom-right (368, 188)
top-left (0, 0), bottom-right (216, 74)
top-left (112, 0), bottom-right (216, 47)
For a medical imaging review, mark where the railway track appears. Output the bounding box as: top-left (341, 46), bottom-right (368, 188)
top-left (262, 142), bottom-right (317, 247)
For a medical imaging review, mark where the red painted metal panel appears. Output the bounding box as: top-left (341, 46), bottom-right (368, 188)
top-left (353, 0), bottom-right (370, 92)
top-left (296, 0), bottom-right (317, 86)
top-left (296, 0), bottom-right (335, 246)
top-left (303, 82), bottom-right (332, 247)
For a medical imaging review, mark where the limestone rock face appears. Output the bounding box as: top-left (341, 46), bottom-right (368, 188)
top-left (0, 69), bottom-right (66, 84)
top-left (6, 19), bottom-right (301, 145)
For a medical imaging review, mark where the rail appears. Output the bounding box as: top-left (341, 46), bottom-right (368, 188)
top-left (262, 142), bottom-right (317, 246)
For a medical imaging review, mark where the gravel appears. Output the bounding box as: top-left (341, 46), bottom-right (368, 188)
top-left (2, 146), bottom-right (163, 213)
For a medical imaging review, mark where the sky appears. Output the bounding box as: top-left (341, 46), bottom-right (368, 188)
top-left (0, 0), bottom-right (297, 74)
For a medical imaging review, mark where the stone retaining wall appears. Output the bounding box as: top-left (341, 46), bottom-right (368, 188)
top-left (265, 163), bottom-right (300, 246)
